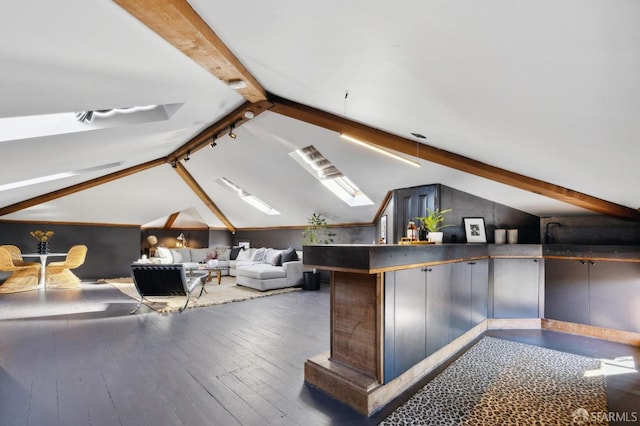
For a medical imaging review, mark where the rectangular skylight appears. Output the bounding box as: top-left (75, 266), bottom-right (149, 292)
top-left (289, 145), bottom-right (373, 207)
top-left (0, 104), bottom-right (182, 143)
top-left (217, 177), bottom-right (280, 215)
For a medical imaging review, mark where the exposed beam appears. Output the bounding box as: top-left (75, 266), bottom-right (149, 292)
top-left (0, 159), bottom-right (165, 217)
top-left (270, 95), bottom-right (640, 221)
top-left (114, 0), bottom-right (266, 102)
top-left (172, 162), bottom-right (236, 232)
top-left (164, 212), bottom-right (180, 229)
top-left (169, 100), bottom-right (272, 162)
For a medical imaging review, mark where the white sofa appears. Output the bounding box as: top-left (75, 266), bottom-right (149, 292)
top-left (234, 247), bottom-right (303, 291)
top-left (153, 247), bottom-right (231, 275)
top-left (151, 246), bottom-right (303, 291)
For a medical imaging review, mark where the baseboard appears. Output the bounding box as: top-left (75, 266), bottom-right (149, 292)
top-left (542, 319), bottom-right (640, 347)
top-left (487, 318), bottom-right (541, 330)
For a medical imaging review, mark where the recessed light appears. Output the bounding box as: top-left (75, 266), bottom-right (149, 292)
top-left (227, 79), bottom-right (247, 90)
top-left (244, 110), bottom-right (255, 119)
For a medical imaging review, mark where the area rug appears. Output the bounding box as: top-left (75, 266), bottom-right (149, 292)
top-left (99, 276), bottom-right (300, 313)
top-left (381, 337), bottom-right (608, 425)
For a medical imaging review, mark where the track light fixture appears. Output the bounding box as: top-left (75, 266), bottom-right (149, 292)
top-left (184, 151), bottom-right (190, 161)
top-left (210, 138), bottom-right (217, 148)
top-left (171, 160), bottom-right (177, 168)
top-left (228, 123), bottom-right (237, 139)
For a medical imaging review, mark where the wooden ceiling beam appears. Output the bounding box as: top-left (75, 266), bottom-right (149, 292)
top-left (113, 0), bottom-right (266, 102)
top-left (0, 159), bottom-right (165, 217)
top-left (172, 162), bottom-right (236, 232)
top-left (168, 100), bottom-right (272, 162)
top-left (164, 212), bottom-right (180, 229)
top-left (270, 95), bottom-right (640, 221)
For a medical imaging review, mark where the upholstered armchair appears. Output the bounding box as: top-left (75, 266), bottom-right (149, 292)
top-left (0, 247), bottom-right (40, 293)
top-left (45, 245), bottom-right (88, 288)
top-left (0, 245), bottom-right (40, 267)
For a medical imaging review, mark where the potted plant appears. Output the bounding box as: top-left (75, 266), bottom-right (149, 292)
top-left (302, 213), bottom-right (335, 290)
top-left (415, 208), bottom-right (453, 244)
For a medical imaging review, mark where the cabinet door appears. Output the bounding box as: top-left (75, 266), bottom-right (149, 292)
top-left (544, 259), bottom-right (589, 324)
top-left (451, 262), bottom-right (472, 340)
top-left (493, 258), bottom-right (541, 318)
top-left (393, 268), bottom-right (426, 377)
top-left (589, 261), bottom-right (640, 333)
top-left (426, 263), bottom-right (452, 356)
top-left (471, 259), bottom-right (489, 325)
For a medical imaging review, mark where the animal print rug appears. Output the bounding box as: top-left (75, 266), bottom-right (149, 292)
top-left (381, 337), bottom-right (608, 425)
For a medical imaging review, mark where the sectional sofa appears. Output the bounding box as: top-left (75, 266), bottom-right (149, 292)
top-left (152, 246), bottom-right (303, 291)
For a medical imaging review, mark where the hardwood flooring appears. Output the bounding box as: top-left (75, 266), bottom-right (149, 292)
top-left (0, 283), bottom-right (638, 425)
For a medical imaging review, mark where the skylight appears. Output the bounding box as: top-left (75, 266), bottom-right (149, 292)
top-left (290, 145), bottom-right (373, 207)
top-left (0, 162), bottom-right (124, 192)
top-left (217, 177), bottom-right (280, 215)
top-left (0, 103), bottom-right (182, 143)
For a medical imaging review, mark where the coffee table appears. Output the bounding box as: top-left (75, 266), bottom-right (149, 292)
top-left (186, 266), bottom-right (229, 285)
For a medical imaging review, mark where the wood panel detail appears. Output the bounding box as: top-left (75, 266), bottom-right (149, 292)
top-left (331, 271), bottom-right (381, 379)
top-left (173, 162), bottom-right (235, 232)
top-left (114, 0), bottom-right (266, 102)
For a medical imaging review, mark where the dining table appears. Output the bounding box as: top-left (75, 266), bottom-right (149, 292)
top-left (22, 252), bottom-right (68, 288)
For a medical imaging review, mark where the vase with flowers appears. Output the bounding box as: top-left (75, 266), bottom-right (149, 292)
top-left (30, 230), bottom-right (54, 254)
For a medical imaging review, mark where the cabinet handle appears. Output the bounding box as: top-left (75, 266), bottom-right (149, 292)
top-left (533, 259), bottom-right (539, 263)
top-left (421, 267), bottom-right (432, 272)
top-left (467, 262), bottom-right (476, 265)
top-left (590, 261), bottom-right (596, 266)
top-left (580, 260), bottom-right (587, 265)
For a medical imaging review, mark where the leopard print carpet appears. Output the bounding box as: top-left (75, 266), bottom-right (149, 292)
top-left (381, 337), bottom-right (608, 425)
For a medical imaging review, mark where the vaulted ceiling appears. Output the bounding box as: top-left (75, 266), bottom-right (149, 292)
top-left (1, 0), bottom-right (639, 229)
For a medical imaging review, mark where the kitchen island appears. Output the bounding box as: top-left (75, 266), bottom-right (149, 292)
top-left (303, 243), bottom-right (640, 415)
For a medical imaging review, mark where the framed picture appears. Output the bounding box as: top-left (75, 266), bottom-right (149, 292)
top-left (463, 217), bottom-right (487, 243)
top-left (380, 215), bottom-right (387, 244)
top-left (238, 240), bottom-right (250, 249)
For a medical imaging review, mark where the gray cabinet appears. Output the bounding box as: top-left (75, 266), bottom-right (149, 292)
top-left (384, 259), bottom-right (489, 381)
top-left (492, 258), bottom-right (542, 318)
top-left (425, 263), bottom-right (453, 356)
top-left (545, 259), bottom-right (640, 333)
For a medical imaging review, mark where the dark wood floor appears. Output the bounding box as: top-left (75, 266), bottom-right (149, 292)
top-left (0, 282), bottom-right (638, 426)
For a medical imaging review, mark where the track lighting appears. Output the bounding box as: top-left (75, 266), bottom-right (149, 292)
top-left (184, 151), bottom-right (190, 161)
top-left (210, 139), bottom-right (217, 148)
top-left (228, 123), bottom-right (237, 139)
top-left (171, 160), bottom-right (177, 168)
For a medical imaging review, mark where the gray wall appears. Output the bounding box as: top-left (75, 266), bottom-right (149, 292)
top-left (441, 185), bottom-right (541, 244)
top-left (141, 228), bottom-right (211, 254)
top-left (233, 226), bottom-right (376, 250)
top-left (0, 221), bottom-right (139, 279)
top-left (541, 215), bottom-right (640, 245)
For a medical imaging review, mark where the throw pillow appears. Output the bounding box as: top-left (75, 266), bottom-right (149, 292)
top-left (252, 247), bottom-right (267, 264)
top-left (271, 252), bottom-right (282, 266)
top-left (230, 246), bottom-right (242, 260)
top-left (236, 248), bottom-right (252, 262)
top-left (156, 247), bottom-right (172, 260)
top-left (170, 249), bottom-right (183, 263)
top-left (281, 247), bottom-right (299, 263)
top-left (263, 248), bottom-right (281, 265)
top-left (217, 247), bottom-right (231, 261)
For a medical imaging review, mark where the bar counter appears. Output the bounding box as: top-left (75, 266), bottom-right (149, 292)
top-left (303, 243), bottom-right (640, 415)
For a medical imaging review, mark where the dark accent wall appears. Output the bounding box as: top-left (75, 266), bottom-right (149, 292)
top-left (541, 216), bottom-right (640, 245)
top-left (141, 228), bottom-right (211, 254)
top-left (390, 184), bottom-right (540, 244)
top-left (440, 185), bottom-right (541, 244)
top-left (233, 226), bottom-right (376, 251)
top-left (0, 221), bottom-right (139, 280)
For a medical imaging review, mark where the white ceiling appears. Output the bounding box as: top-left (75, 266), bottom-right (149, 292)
top-left (1, 0), bottom-right (639, 228)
